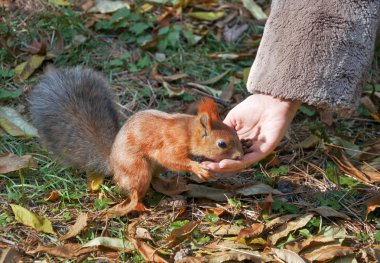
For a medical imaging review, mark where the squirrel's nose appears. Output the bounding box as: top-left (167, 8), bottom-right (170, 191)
top-left (231, 150), bottom-right (243, 160)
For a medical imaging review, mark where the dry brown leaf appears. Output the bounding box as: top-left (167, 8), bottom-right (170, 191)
top-left (303, 245), bottom-right (356, 262)
top-left (328, 148), bottom-right (371, 183)
top-left (236, 223), bottom-right (264, 241)
top-left (198, 70), bottom-right (230, 85)
top-left (176, 257), bottom-right (205, 263)
top-left (357, 138), bottom-right (380, 161)
top-left (209, 224), bottom-right (244, 236)
top-left (151, 64), bottom-right (188, 83)
top-left (0, 247), bottom-right (23, 263)
top-left (60, 213), bottom-right (88, 241)
top-left (29, 243), bottom-right (95, 258)
top-left (206, 251), bottom-right (265, 263)
top-left (220, 76), bottom-right (239, 101)
top-left (0, 153), bottom-right (38, 173)
top-left (166, 221), bottom-right (200, 248)
top-left (268, 213), bottom-right (314, 245)
top-left (25, 38), bottom-right (48, 55)
top-left (185, 184), bottom-right (232, 201)
top-left (309, 206), bottom-right (350, 220)
top-left (265, 214), bottom-right (299, 230)
top-left (362, 169), bottom-right (380, 182)
top-left (261, 193), bottom-right (274, 215)
top-left (285, 234), bottom-right (336, 253)
top-left (272, 248), bottom-right (306, 263)
top-left (45, 190), bottom-right (60, 202)
top-left (128, 237), bottom-right (168, 263)
top-left (365, 194), bottom-right (380, 219)
top-left (223, 24), bottom-right (249, 43)
top-left (151, 175), bottom-right (189, 196)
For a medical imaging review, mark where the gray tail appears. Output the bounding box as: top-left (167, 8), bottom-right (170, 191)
top-left (29, 67), bottom-right (119, 174)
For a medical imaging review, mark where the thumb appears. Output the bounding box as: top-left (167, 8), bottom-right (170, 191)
top-left (223, 111), bottom-right (235, 128)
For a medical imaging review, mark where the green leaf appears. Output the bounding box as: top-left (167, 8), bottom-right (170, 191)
top-left (299, 106), bottom-right (316, 117)
top-left (170, 220), bottom-right (189, 230)
top-left (129, 22), bottom-right (151, 35)
top-left (270, 165), bottom-right (289, 176)
top-left (49, 0), bottom-right (71, 6)
top-left (0, 90), bottom-right (22, 101)
top-left (299, 228), bottom-right (312, 238)
top-left (205, 214), bottom-right (220, 223)
top-left (137, 56), bottom-right (150, 69)
top-left (10, 204), bottom-right (56, 235)
top-left (110, 7), bottom-right (130, 24)
top-left (0, 68), bottom-right (15, 78)
top-left (374, 230), bottom-right (380, 242)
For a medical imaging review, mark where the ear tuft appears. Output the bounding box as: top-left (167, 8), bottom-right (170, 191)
top-left (198, 97), bottom-right (221, 121)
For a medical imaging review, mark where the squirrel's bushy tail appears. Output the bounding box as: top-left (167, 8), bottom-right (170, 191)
top-left (29, 67), bottom-right (119, 174)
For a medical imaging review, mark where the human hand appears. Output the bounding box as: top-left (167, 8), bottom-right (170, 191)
top-left (204, 94), bottom-right (301, 173)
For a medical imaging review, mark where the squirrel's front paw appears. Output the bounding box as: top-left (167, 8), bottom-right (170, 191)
top-left (191, 164), bottom-right (215, 181)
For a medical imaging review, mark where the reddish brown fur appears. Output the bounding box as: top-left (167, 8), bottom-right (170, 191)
top-left (198, 98), bottom-right (221, 121)
top-left (110, 100), bottom-right (244, 208)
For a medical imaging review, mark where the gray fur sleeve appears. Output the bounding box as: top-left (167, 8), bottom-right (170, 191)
top-left (247, 0), bottom-right (380, 116)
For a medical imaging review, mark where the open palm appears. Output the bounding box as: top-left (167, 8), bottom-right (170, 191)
top-left (205, 94), bottom-right (301, 173)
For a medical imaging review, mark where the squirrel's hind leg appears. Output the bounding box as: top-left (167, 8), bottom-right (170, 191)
top-left (111, 155), bottom-right (152, 212)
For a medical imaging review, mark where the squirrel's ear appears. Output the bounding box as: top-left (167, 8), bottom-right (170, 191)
top-left (199, 112), bottom-right (211, 137)
top-left (197, 98), bottom-right (221, 121)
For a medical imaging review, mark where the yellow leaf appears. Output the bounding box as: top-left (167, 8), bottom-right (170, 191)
top-left (10, 204), bottom-right (56, 235)
top-left (15, 55), bottom-right (45, 81)
top-left (189, 11), bottom-right (224, 21)
top-left (87, 171), bottom-right (104, 191)
top-left (49, 0), bottom-right (71, 6)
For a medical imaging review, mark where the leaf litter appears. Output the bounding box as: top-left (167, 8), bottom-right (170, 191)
top-left (2, 0), bottom-right (380, 261)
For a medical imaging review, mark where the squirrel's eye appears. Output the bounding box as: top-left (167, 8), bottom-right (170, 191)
top-left (217, 140), bottom-right (227, 149)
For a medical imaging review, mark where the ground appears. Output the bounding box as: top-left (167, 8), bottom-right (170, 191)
top-left (0, 0), bottom-right (380, 262)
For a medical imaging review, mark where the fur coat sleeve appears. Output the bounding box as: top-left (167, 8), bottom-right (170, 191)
top-left (247, 0), bottom-right (380, 116)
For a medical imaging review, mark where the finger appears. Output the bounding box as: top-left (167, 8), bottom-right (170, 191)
top-left (223, 111), bottom-right (235, 128)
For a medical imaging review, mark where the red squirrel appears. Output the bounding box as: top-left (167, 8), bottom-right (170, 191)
top-left (30, 67), bottom-right (243, 210)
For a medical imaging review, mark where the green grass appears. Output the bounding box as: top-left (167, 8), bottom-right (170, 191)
top-left (1, 1), bottom-right (380, 262)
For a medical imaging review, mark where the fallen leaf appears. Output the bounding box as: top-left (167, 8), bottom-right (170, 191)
top-left (128, 237), bottom-right (168, 263)
top-left (186, 82), bottom-right (222, 97)
top-left (49, 0), bottom-right (71, 6)
top-left (241, 0), bottom-right (267, 20)
top-left (361, 96), bottom-right (380, 123)
top-left (327, 148), bottom-right (371, 183)
top-left (357, 138), bottom-right (380, 161)
top-left (25, 38), bottom-right (47, 55)
top-left (29, 243), bottom-right (94, 258)
top-left (261, 193), bottom-right (274, 215)
top-left (309, 206), bottom-right (350, 220)
top-left (0, 89), bottom-right (22, 101)
top-left (236, 183), bottom-right (282, 196)
top-left (207, 239), bottom-right (251, 250)
top-left (272, 248), bottom-right (306, 263)
top-left (188, 11), bottom-right (224, 21)
top-left (285, 227), bottom-right (346, 253)
top-left (135, 227), bottom-right (153, 241)
top-left (166, 221), bottom-right (200, 248)
top-left (220, 77), bottom-right (239, 101)
top-left (0, 153), bottom-right (38, 173)
top-left (15, 55), bottom-right (45, 81)
top-left (10, 204), bottom-right (56, 235)
top-left (89, 0), bottom-right (129, 13)
top-left (365, 194), bottom-right (380, 219)
top-left (198, 70), bottom-right (230, 85)
top-left (298, 134), bottom-right (321, 149)
top-left (303, 245), bottom-right (356, 262)
top-left (209, 224), bottom-right (244, 236)
top-left (45, 190), bottom-right (60, 202)
top-left (206, 251), bottom-right (266, 263)
top-left (0, 247), bottom-right (23, 263)
top-left (223, 24), bottom-right (249, 43)
top-left (151, 175), bottom-right (189, 196)
top-left (362, 169), bottom-right (380, 182)
top-left (185, 184), bottom-right (232, 201)
top-left (0, 107), bottom-right (38, 137)
top-left (236, 223), bottom-right (264, 241)
top-left (83, 236), bottom-right (134, 252)
top-left (265, 214), bottom-right (299, 230)
top-left (60, 213), bottom-right (88, 241)
top-left (87, 171), bottom-right (104, 191)
top-left (207, 52), bottom-right (253, 61)
top-left (268, 213), bottom-right (314, 245)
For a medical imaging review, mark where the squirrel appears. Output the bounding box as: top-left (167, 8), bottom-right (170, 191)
top-left (29, 67), bottom-right (244, 211)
